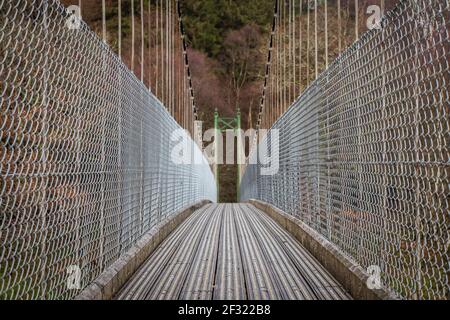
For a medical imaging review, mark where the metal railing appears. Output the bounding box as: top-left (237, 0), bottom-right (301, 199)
top-left (241, 0), bottom-right (449, 300)
top-left (0, 0), bottom-right (216, 299)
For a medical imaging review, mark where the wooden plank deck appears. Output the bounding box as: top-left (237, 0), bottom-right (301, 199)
top-left (115, 204), bottom-right (352, 300)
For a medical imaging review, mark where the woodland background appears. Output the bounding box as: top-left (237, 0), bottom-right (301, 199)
top-left (61, 0), bottom-right (397, 202)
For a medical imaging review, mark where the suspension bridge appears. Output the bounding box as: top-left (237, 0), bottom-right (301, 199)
top-left (0, 0), bottom-right (448, 301)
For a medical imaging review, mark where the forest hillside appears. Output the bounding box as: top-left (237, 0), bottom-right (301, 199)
top-left (60, 0), bottom-right (398, 202)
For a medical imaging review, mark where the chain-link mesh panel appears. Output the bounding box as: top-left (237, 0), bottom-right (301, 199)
top-left (241, 0), bottom-right (449, 300)
top-left (0, 0), bottom-right (216, 299)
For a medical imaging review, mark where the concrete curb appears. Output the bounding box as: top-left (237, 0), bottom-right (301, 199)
top-left (248, 199), bottom-right (399, 300)
top-left (75, 200), bottom-right (211, 300)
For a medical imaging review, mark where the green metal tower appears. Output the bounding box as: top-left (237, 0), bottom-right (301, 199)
top-left (214, 108), bottom-right (242, 202)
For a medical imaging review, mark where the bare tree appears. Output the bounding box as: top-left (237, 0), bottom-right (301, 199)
top-left (220, 24), bottom-right (263, 111)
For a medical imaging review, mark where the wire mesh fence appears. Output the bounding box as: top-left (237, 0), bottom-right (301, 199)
top-left (0, 0), bottom-right (216, 299)
top-left (241, 0), bottom-right (449, 300)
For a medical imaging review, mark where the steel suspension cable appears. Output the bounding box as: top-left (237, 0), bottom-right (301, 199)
top-left (355, 0), bottom-right (359, 40)
top-left (283, 0), bottom-right (286, 113)
top-left (278, 0), bottom-right (281, 120)
top-left (288, 0), bottom-right (293, 101)
top-left (156, 0), bottom-right (159, 96)
top-left (292, 0), bottom-right (296, 98)
top-left (131, 0), bottom-right (135, 72)
top-left (314, 0), bottom-right (318, 79)
top-left (299, 0), bottom-right (302, 95)
top-left (167, 0), bottom-right (171, 114)
top-left (274, 0), bottom-right (282, 127)
top-left (118, 0), bottom-right (122, 58)
top-left (171, 0), bottom-right (175, 118)
top-left (168, 0), bottom-right (172, 115)
top-left (148, 0), bottom-right (152, 89)
top-left (102, 0), bottom-right (106, 42)
top-left (161, 0), bottom-right (164, 104)
top-left (338, 0), bottom-right (341, 54)
top-left (140, 0), bottom-right (145, 83)
top-left (141, 0), bottom-right (144, 83)
top-left (306, 0), bottom-right (310, 86)
top-left (325, 0), bottom-right (328, 69)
